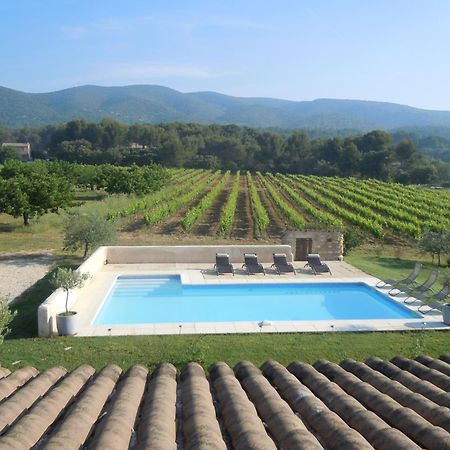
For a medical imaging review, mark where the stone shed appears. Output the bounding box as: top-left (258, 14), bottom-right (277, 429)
top-left (282, 230), bottom-right (343, 261)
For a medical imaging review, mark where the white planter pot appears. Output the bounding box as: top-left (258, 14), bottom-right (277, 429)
top-left (56, 312), bottom-right (78, 336)
top-left (443, 305), bottom-right (450, 326)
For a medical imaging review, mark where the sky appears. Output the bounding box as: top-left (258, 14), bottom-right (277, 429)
top-left (1, 0), bottom-right (450, 110)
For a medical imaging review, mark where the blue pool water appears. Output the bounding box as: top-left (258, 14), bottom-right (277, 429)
top-left (93, 275), bottom-right (421, 325)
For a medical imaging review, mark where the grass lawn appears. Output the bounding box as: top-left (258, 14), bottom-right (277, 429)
top-left (346, 245), bottom-right (449, 292)
top-left (1, 331), bottom-right (448, 372)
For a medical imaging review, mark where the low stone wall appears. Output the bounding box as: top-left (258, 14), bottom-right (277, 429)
top-left (106, 245), bottom-right (293, 264)
top-left (282, 231), bottom-right (343, 260)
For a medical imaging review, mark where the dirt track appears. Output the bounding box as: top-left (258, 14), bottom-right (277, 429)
top-left (0, 254), bottom-right (56, 302)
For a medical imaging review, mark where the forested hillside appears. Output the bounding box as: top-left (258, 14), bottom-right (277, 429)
top-left (3, 84), bottom-right (450, 129)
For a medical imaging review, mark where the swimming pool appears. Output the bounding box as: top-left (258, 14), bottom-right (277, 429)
top-left (93, 275), bottom-right (421, 325)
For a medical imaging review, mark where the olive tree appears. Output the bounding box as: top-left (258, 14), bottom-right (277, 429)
top-left (50, 268), bottom-right (90, 314)
top-left (418, 229), bottom-right (450, 266)
top-left (63, 212), bottom-right (117, 259)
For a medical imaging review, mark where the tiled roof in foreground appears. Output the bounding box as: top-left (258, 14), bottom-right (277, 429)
top-left (0, 356), bottom-right (449, 449)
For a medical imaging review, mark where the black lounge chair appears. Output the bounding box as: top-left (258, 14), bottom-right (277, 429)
top-left (376, 262), bottom-right (422, 288)
top-left (214, 253), bottom-right (234, 276)
top-left (271, 253), bottom-right (296, 275)
top-left (305, 254), bottom-right (332, 275)
top-left (387, 264), bottom-right (424, 295)
top-left (415, 286), bottom-right (450, 312)
top-left (417, 286), bottom-right (450, 313)
top-left (390, 270), bottom-right (439, 298)
top-left (242, 253), bottom-right (265, 275)
top-left (418, 301), bottom-right (448, 314)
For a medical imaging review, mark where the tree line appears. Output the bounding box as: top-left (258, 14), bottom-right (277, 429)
top-left (1, 119), bottom-right (449, 184)
top-left (0, 160), bottom-right (169, 225)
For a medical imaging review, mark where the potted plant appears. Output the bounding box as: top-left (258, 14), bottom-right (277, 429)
top-left (443, 304), bottom-right (450, 325)
top-left (51, 268), bottom-right (90, 335)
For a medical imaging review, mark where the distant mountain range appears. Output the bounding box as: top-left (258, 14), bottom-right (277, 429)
top-left (2, 84), bottom-right (450, 130)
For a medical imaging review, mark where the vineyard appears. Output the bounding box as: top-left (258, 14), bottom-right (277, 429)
top-left (104, 169), bottom-right (450, 241)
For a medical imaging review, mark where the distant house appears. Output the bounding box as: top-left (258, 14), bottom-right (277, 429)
top-left (1, 142), bottom-right (31, 161)
top-left (130, 143), bottom-right (148, 150)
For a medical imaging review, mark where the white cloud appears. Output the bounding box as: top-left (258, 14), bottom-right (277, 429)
top-left (47, 62), bottom-right (233, 89)
top-left (202, 16), bottom-right (275, 31)
top-left (90, 61), bottom-right (221, 83)
top-left (62, 12), bottom-right (274, 39)
top-left (62, 25), bottom-right (89, 39)
top-left (107, 62), bottom-right (218, 79)
top-left (62, 18), bottom-right (127, 39)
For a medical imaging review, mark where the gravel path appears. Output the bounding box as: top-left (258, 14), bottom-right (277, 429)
top-left (0, 254), bottom-right (56, 302)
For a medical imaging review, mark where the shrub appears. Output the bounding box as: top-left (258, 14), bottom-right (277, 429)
top-left (0, 297), bottom-right (17, 344)
top-left (343, 227), bottom-right (364, 255)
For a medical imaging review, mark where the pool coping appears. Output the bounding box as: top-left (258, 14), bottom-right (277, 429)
top-left (75, 267), bottom-right (449, 337)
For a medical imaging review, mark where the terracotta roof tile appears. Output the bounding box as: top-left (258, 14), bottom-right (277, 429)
top-left (416, 355), bottom-right (450, 377)
top-left (288, 360), bottom-right (418, 449)
top-left (0, 366), bottom-right (38, 402)
top-left (135, 363), bottom-right (177, 450)
top-left (89, 365), bottom-right (148, 449)
top-left (43, 364), bottom-right (122, 450)
top-left (0, 365), bottom-right (94, 449)
top-left (0, 368), bottom-right (11, 379)
top-left (262, 360), bottom-right (372, 450)
top-left (210, 362), bottom-right (278, 450)
top-left (314, 359), bottom-right (450, 449)
top-left (0, 355), bottom-right (448, 449)
top-left (392, 356), bottom-right (450, 391)
top-left (366, 357), bottom-right (450, 408)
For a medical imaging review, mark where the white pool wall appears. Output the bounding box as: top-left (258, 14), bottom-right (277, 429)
top-left (37, 246), bottom-right (108, 337)
top-left (105, 245), bottom-right (294, 264)
top-left (38, 245), bottom-right (293, 336)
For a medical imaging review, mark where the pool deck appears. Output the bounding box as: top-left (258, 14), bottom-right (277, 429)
top-left (75, 260), bottom-right (449, 336)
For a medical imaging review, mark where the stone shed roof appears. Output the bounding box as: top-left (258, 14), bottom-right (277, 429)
top-left (0, 355), bottom-right (449, 449)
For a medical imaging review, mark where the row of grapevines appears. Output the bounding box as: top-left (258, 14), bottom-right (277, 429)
top-left (107, 169), bottom-right (206, 221)
top-left (217, 171), bottom-right (240, 236)
top-left (297, 176), bottom-right (386, 225)
top-left (328, 176), bottom-right (450, 231)
top-left (257, 172), bottom-right (306, 229)
top-left (345, 177), bottom-right (450, 219)
top-left (365, 178), bottom-right (450, 214)
top-left (181, 171), bottom-right (231, 230)
top-left (143, 171), bottom-right (221, 226)
top-left (361, 178), bottom-right (450, 221)
top-left (336, 177), bottom-right (443, 222)
top-left (309, 177), bottom-right (422, 237)
top-left (287, 175), bottom-right (384, 237)
top-left (271, 173), bottom-right (343, 228)
top-left (300, 175), bottom-right (421, 237)
top-left (246, 171), bottom-right (269, 237)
